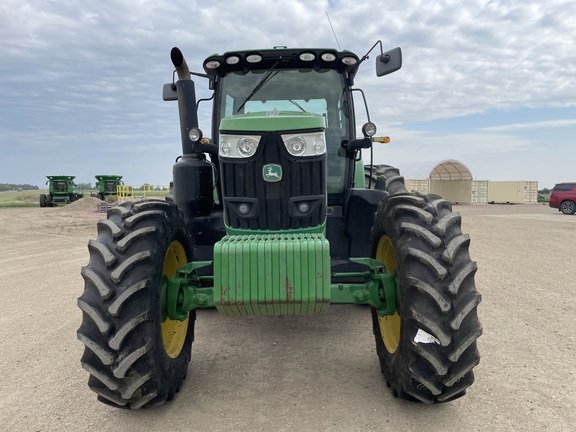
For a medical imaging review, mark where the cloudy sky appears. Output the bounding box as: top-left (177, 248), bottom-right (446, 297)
top-left (1, 0), bottom-right (575, 189)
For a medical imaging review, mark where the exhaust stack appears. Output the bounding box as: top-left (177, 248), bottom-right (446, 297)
top-left (170, 47), bottom-right (192, 81)
top-left (169, 47), bottom-right (199, 155)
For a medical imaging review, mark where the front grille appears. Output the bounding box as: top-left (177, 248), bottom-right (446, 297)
top-left (221, 132), bottom-right (326, 230)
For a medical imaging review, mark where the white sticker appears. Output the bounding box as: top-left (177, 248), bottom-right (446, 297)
top-left (414, 328), bottom-right (441, 345)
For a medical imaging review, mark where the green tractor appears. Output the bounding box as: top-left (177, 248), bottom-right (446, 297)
top-left (40, 175), bottom-right (83, 207)
top-left (93, 175), bottom-right (123, 201)
top-left (78, 42), bottom-right (482, 408)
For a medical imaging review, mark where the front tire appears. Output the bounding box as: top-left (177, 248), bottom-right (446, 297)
top-left (77, 200), bottom-right (195, 408)
top-left (560, 200), bottom-right (576, 215)
top-left (370, 167), bottom-right (482, 403)
top-left (39, 194), bottom-right (47, 207)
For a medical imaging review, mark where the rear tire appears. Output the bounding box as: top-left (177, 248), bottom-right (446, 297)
top-left (77, 200), bottom-right (195, 408)
top-left (369, 167), bottom-right (482, 403)
top-left (560, 200), bottom-right (576, 215)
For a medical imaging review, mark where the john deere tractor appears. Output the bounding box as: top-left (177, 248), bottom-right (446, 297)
top-left (40, 175), bottom-right (82, 207)
top-left (78, 42), bottom-right (482, 408)
top-left (93, 175), bottom-right (123, 201)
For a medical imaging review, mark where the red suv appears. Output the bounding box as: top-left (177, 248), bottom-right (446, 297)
top-left (549, 182), bottom-right (576, 215)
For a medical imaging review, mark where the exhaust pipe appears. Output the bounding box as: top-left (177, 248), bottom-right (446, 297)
top-left (169, 47), bottom-right (214, 217)
top-left (170, 47), bottom-right (198, 155)
top-left (170, 47), bottom-right (191, 81)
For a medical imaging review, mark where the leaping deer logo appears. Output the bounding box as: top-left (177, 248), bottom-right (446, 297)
top-left (263, 164), bottom-right (282, 182)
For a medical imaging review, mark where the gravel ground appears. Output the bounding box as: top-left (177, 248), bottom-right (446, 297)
top-left (0, 201), bottom-right (575, 432)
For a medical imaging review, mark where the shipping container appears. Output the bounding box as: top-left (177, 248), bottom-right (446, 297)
top-left (405, 178), bottom-right (430, 195)
top-left (472, 180), bottom-right (489, 204)
top-left (430, 180), bottom-right (472, 204)
top-left (487, 181), bottom-right (538, 204)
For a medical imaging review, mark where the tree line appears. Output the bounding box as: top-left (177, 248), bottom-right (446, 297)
top-left (0, 183), bottom-right (39, 192)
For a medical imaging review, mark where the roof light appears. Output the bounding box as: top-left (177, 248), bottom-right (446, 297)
top-left (341, 56), bottom-right (358, 66)
top-left (205, 60), bottom-right (220, 69)
top-left (321, 53), bottom-right (336, 62)
top-left (246, 54), bottom-right (263, 63)
top-left (225, 55), bottom-right (240, 65)
top-left (299, 52), bottom-right (316, 61)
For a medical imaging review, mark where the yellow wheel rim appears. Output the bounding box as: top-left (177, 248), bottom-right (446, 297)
top-left (161, 240), bottom-right (189, 358)
top-left (375, 236), bottom-right (401, 354)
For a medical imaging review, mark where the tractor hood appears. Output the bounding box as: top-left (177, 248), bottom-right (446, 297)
top-left (219, 111), bottom-right (325, 133)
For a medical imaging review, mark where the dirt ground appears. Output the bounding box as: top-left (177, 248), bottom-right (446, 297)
top-left (0, 200), bottom-right (575, 432)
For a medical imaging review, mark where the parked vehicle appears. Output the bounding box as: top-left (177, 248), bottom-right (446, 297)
top-left (549, 182), bottom-right (576, 215)
top-left (39, 176), bottom-right (82, 207)
top-left (93, 175), bottom-right (123, 200)
top-left (78, 42), bottom-right (482, 408)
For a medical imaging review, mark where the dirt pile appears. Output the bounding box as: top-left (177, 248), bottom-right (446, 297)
top-left (58, 197), bottom-right (108, 215)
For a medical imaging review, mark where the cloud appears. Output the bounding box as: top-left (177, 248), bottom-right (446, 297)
top-left (1, 0), bottom-right (575, 189)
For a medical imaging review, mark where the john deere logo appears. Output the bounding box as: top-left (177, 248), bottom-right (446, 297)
top-left (263, 164), bottom-right (282, 182)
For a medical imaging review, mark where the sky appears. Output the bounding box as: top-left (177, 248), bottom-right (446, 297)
top-left (1, 0), bottom-right (575, 190)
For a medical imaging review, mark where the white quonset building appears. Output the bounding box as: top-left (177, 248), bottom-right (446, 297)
top-left (393, 160), bottom-right (537, 205)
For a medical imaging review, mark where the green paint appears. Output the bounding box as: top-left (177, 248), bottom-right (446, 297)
top-left (94, 175), bottom-right (123, 198)
top-left (220, 111), bottom-right (325, 132)
top-left (162, 257), bottom-right (398, 320)
top-left (44, 175), bottom-right (83, 205)
top-left (213, 233), bottom-right (331, 316)
top-left (354, 159), bottom-right (366, 188)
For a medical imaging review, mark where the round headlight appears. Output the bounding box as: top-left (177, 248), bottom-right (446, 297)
top-left (297, 202), bottom-right (310, 214)
top-left (287, 136), bottom-right (306, 156)
top-left (237, 203), bottom-right (251, 215)
top-left (188, 128), bottom-right (202, 142)
top-left (313, 137), bottom-right (325, 154)
top-left (238, 137), bottom-right (257, 157)
top-left (362, 122), bottom-right (377, 137)
top-left (220, 140), bottom-right (231, 156)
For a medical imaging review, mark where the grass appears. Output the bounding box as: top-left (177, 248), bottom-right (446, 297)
top-left (0, 190), bottom-right (44, 207)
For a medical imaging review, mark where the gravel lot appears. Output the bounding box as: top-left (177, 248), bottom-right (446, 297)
top-left (0, 201), bottom-right (574, 432)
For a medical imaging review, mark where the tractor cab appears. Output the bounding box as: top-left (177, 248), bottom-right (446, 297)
top-left (164, 44), bottom-right (402, 260)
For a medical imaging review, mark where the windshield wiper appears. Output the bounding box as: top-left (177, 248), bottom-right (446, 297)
top-left (236, 61), bottom-right (279, 114)
top-left (289, 100), bottom-right (307, 112)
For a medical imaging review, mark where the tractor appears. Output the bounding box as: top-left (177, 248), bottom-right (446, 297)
top-left (78, 42), bottom-right (482, 409)
top-left (93, 175), bottom-right (124, 201)
top-left (39, 175), bottom-right (83, 207)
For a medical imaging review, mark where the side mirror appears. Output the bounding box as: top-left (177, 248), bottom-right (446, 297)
top-left (376, 47), bottom-right (402, 77)
top-left (162, 83), bottom-right (178, 101)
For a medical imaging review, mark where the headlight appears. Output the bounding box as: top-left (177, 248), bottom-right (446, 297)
top-left (281, 132), bottom-right (326, 157)
top-left (219, 134), bottom-right (261, 158)
top-left (362, 122), bottom-right (377, 137)
top-left (238, 137), bottom-right (258, 157)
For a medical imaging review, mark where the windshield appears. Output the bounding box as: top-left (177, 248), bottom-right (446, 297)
top-left (217, 68), bottom-right (351, 195)
top-left (54, 182), bottom-right (67, 192)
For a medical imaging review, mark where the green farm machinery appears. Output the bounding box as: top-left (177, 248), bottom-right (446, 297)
top-left (40, 175), bottom-right (83, 207)
top-left (93, 175), bottom-right (123, 200)
top-left (78, 42), bottom-right (482, 408)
